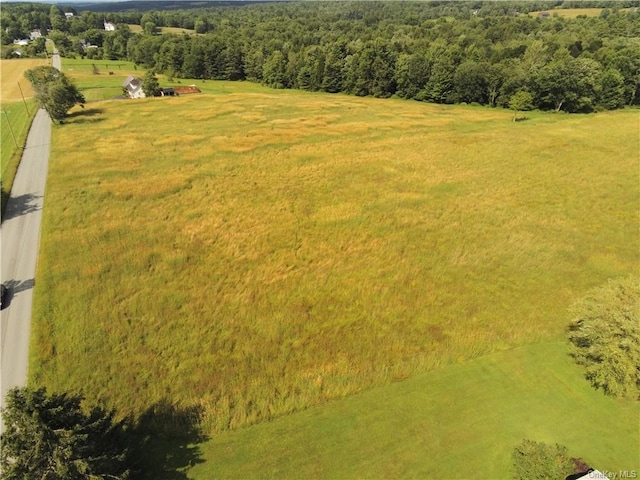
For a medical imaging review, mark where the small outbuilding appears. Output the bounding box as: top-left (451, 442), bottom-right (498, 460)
top-left (173, 85), bottom-right (201, 95)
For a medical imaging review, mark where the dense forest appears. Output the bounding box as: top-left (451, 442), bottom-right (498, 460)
top-left (3, 1), bottom-right (640, 112)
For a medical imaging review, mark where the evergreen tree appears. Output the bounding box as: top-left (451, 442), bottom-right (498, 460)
top-left (142, 70), bottom-right (161, 97)
top-left (1, 387), bottom-right (130, 479)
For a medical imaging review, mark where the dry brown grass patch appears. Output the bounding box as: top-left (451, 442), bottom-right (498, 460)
top-left (0, 58), bottom-right (48, 103)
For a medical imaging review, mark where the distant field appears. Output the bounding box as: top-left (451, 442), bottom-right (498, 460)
top-left (126, 24), bottom-right (196, 35)
top-left (30, 84), bottom-right (639, 439)
top-left (161, 26), bottom-right (196, 35)
top-left (188, 342), bottom-right (639, 479)
top-left (0, 57), bottom-right (47, 103)
top-left (530, 7), bottom-right (637, 18)
top-left (62, 58), bottom-right (215, 101)
top-left (529, 8), bottom-right (602, 18)
top-left (0, 58), bottom-right (45, 213)
top-left (62, 58), bottom-right (144, 101)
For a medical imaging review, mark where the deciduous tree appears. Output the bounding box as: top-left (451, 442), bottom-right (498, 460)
top-left (512, 439), bottom-right (574, 480)
top-left (567, 276), bottom-right (640, 398)
top-left (24, 65), bottom-right (85, 122)
top-left (509, 90), bottom-right (534, 121)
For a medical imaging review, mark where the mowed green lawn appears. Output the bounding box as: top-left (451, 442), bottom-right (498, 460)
top-left (188, 342), bottom-right (639, 479)
top-left (30, 84), bottom-right (639, 442)
top-left (62, 58), bottom-right (145, 101)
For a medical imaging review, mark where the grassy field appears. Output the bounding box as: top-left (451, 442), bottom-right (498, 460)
top-left (126, 24), bottom-right (197, 35)
top-left (30, 82), bottom-right (638, 444)
top-left (61, 58), bottom-right (218, 101)
top-left (61, 58), bottom-right (145, 101)
top-left (529, 7), bottom-right (638, 18)
top-left (0, 58), bottom-right (47, 213)
top-left (529, 8), bottom-right (603, 18)
top-left (186, 342), bottom-right (639, 479)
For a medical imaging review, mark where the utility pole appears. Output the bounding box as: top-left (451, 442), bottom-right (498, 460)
top-left (2, 108), bottom-right (19, 149)
top-left (17, 82), bottom-right (30, 115)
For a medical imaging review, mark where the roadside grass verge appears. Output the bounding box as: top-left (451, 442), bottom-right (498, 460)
top-left (30, 87), bottom-right (639, 436)
top-left (0, 58), bottom-right (47, 215)
top-left (187, 342), bottom-right (639, 479)
top-left (0, 101), bottom-right (38, 214)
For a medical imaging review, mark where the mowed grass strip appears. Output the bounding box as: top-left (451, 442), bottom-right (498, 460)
top-left (31, 87), bottom-right (639, 434)
top-left (188, 342), bottom-right (639, 479)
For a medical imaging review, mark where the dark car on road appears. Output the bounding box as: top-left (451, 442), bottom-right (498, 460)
top-left (1, 284), bottom-right (7, 309)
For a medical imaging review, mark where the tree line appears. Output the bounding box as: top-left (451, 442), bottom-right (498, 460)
top-left (3, 1), bottom-right (640, 112)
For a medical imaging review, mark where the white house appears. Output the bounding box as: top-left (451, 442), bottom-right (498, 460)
top-left (122, 75), bottom-right (145, 99)
top-left (65, 12), bottom-right (74, 19)
top-left (104, 21), bottom-right (116, 32)
top-left (575, 470), bottom-right (611, 480)
top-left (30, 29), bottom-right (42, 40)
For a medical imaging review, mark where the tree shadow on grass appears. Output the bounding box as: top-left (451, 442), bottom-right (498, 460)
top-left (130, 399), bottom-right (208, 479)
top-left (64, 108), bottom-right (105, 125)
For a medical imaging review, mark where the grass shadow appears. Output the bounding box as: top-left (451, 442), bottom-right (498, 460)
top-left (130, 400), bottom-right (208, 479)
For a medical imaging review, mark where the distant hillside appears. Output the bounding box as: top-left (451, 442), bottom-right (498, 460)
top-left (72, 0), bottom-right (285, 13)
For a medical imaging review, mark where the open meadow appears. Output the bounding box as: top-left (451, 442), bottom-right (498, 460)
top-left (0, 58), bottom-right (48, 212)
top-left (30, 80), bottom-right (639, 444)
top-left (529, 7), bottom-right (638, 18)
top-left (0, 57), bottom-right (48, 103)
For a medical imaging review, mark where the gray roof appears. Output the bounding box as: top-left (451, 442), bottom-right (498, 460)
top-left (122, 75), bottom-right (142, 88)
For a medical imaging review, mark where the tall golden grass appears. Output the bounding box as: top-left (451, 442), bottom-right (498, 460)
top-left (30, 88), bottom-right (639, 433)
top-left (0, 58), bottom-right (48, 103)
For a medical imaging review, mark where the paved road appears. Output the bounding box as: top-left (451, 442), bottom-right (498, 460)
top-left (0, 51), bottom-right (60, 415)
